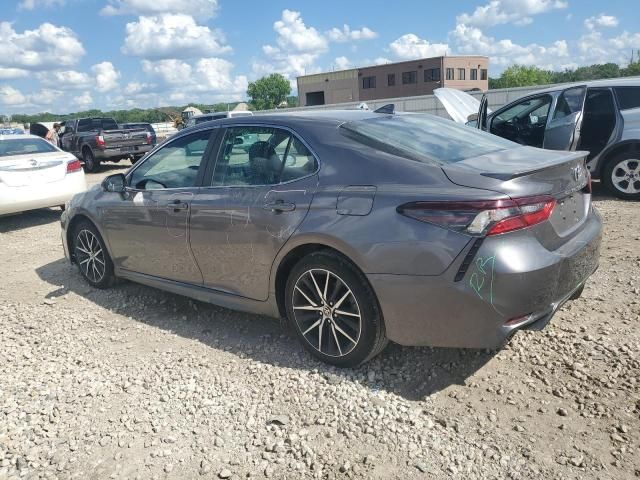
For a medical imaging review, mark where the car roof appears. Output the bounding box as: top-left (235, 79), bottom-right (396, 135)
top-left (532, 76), bottom-right (640, 95)
top-left (0, 134), bottom-right (45, 140)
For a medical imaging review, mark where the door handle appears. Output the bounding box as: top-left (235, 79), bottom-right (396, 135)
top-left (167, 200), bottom-right (189, 211)
top-left (263, 200), bottom-right (296, 213)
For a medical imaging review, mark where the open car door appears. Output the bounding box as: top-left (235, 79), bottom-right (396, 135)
top-left (542, 86), bottom-right (587, 151)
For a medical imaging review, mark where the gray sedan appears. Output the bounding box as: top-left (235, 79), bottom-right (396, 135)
top-left (60, 110), bottom-right (602, 366)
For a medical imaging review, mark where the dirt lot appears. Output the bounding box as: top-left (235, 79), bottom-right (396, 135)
top-left (1, 164), bottom-right (638, 480)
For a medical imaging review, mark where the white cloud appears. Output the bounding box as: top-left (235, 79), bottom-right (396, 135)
top-left (389, 34), bottom-right (449, 59)
top-left (452, 23), bottom-right (569, 69)
top-left (0, 68), bottom-right (29, 79)
top-left (578, 30), bottom-right (640, 65)
top-left (92, 61), bottom-right (120, 92)
top-left (0, 86), bottom-right (27, 106)
top-left (142, 59), bottom-right (192, 85)
top-left (74, 91), bottom-right (93, 109)
top-left (273, 10), bottom-right (327, 52)
top-left (584, 14), bottom-right (619, 30)
top-left (38, 69), bottom-right (92, 88)
top-left (101, 0), bottom-right (218, 18)
top-left (334, 56), bottom-right (352, 70)
top-left (0, 22), bottom-right (85, 71)
top-left (456, 0), bottom-right (568, 28)
top-left (327, 25), bottom-right (378, 42)
top-left (18, 0), bottom-right (64, 10)
top-left (141, 57), bottom-right (247, 103)
top-left (253, 10), bottom-right (329, 81)
top-left (122, 14), bottom-right (231, 59)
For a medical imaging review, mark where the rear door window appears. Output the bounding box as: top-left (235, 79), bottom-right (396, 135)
top-left (614, 87), bottom-right (640, 110)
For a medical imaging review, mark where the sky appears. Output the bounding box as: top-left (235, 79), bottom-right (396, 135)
top-left (1, 0), bottom-right (639, 114)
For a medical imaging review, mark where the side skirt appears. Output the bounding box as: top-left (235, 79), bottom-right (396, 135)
top-left (116, 269), bottom-right (279, 318)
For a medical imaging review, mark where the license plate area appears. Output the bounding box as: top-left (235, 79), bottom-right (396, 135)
top-left (549, 192), bottom-right (588, 236)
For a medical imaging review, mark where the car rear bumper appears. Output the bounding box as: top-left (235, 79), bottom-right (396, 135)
top-left (94, 144), bottom-right (152, 160)
top-left (0, 173), bottom-right (87, 216)
top-left (367, 208), bottom-right (603, 348)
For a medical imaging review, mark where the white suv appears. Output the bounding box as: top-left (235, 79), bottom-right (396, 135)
top-left (436, 78), bottom-right (640, 200)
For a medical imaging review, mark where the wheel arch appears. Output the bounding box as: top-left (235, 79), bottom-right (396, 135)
top-left (272, 240), bottom-right (367, 320)
top-left (66, 212), bottom-right (112, 264)
top-left (593, 140), bottom-right (640, 177)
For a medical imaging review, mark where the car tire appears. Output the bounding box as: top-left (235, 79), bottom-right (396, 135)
top-left (285, 251), bottom-right (388, 367)
top-left (602, 152), bottom-right (640, 200)
top-left (72, 220), bottom-right (115, 289)
top-left (82, 148), bottom-right (100, 173)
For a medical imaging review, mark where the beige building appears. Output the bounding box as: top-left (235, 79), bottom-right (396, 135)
top-left (297, 56), bottom-right (489, 107)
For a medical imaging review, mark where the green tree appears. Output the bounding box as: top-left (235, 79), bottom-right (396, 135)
top-left (247, 73), bottom-right (291, 110)
top-left (495, 65), bottom-right (552, 88)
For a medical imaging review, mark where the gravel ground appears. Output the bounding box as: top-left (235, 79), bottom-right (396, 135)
top-left (1, 165), bottom-right (638, 480)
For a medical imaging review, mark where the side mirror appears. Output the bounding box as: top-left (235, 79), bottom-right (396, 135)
top-left (102, 173), bottom-right (126, 193)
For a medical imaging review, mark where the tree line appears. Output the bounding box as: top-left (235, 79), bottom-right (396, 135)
top-left (489, 56), bottom-right (640, 89)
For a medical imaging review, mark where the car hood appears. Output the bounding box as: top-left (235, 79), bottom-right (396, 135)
top-left (433, 88), bottom-right (491, 124)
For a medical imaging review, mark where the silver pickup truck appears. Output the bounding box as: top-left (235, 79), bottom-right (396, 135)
top-left (60, 117), bottom-right (153, 172)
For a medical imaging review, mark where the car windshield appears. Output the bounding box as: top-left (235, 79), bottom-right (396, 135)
top-left (340, 113), bottom-right (516, 163)
top-left (0, 138), bottom-right (58, 157)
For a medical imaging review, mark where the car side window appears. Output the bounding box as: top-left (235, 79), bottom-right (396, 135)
top-left (490, 95), bottom-right (552, 147)
top-left (212, 126), bottom-right (292, 187)
top-left (553, 87), bottom-right (586, 120)
top-left (129, 130), bottom-right (213, 190)
top-left (280, 137), bottom-right (318, 182)
top-left (614, 87), bottom-right (640, 110)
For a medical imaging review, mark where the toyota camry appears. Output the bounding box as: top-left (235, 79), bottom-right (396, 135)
top-left (60, 109), bottom-right (602, 366)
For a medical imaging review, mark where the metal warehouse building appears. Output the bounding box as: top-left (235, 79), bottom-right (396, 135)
top-left (297, 55), bottom-right (489, 107)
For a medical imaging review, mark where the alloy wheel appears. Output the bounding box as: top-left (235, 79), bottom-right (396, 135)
top-left (611, 158), bottom-right (640, 194)
top-left (75, 229), bottom-right (106, 283)
top-left (292, 268), bottom-right (362, 357)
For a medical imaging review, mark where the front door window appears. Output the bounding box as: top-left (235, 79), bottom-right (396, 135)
top-left (130, 130), bottom-right (213, 190)
top-left (490, 95), bottom-right (552, 147)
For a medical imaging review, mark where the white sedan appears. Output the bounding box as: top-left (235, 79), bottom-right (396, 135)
top-left (0, 134), bottom-right (87, 215)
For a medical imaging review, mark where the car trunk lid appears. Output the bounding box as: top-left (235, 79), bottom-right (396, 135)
top-left (0, 152), bottom-right (69, 187)
top-left (442, 146), bottom-right (591, 242)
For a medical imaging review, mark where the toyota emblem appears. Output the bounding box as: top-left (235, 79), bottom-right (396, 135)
top-left (29, 159), bottom-right (38, 167)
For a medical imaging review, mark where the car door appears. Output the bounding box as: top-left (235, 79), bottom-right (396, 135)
top-left (543, 86), bottom-right (586, 150)
top-left (100, 128), bottom-right (218, 283)
top-left (488, 94), bottom-right (553, 148)
top-left (189, 124), bottom-right (319, 300)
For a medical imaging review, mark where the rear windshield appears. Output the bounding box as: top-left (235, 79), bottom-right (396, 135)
top-left (0, 138), bottom-right (57, 157)
top-left (340, 114), bottom-right (516, 163)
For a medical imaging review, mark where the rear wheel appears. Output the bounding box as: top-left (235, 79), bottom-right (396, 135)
top-left (602, 152), bottom-right (640, 200)
top-left (285, 251), bottom-right (387, 367)
top-left (72, 220), bottom-right (115, 289)
top-left (82, 148), bottom-right (100, 173)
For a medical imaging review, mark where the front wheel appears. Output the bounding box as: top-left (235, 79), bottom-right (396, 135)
top-left (72, 220), bottom-right (115, 289)
top-left (602, 153), bottom-right (640, 200)
top-left (285, 251), bottom-right (387, 367)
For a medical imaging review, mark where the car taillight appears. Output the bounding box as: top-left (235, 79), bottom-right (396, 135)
top-left (145, 132), bottom-right (152, 145)
top-left (96, 135), bottom-right (106, 148)
top-left (66, 159), bottom-right (82, 173)
top-left (397, 195), bottom-right (556, 236)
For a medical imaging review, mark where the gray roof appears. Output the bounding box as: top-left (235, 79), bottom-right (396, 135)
top-left (532, 76), bottom-right (640, 94)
